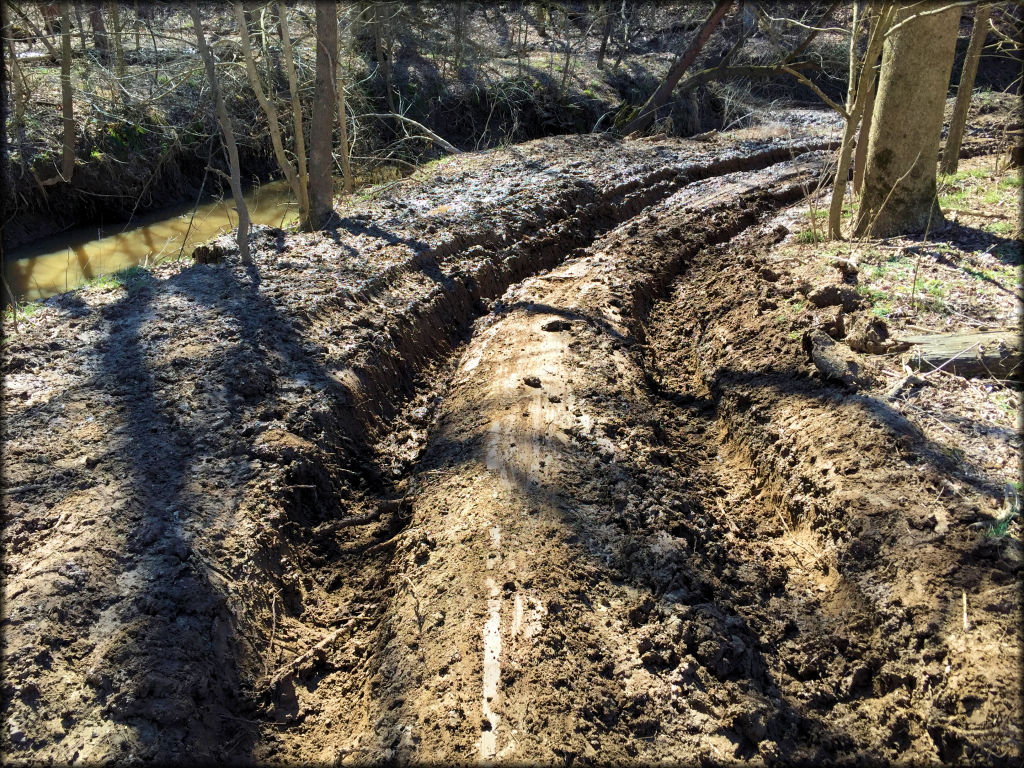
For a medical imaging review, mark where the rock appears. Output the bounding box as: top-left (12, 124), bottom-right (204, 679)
top-left (807, 284), bottom-right (862, 311)
top-left (846, 315), bottom-right (910, 354)
top-left (802, 329), bottom-right (874, 389)
top-left (191, 240), bottom-right (230, 265)
top-left (523, 376), bottom-right (542, 388)
top-left (541, 319), bottom-right (573, 332)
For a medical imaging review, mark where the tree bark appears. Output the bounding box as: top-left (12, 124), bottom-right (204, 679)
top-left (619, 0), bottom-right (731, 135)
top-left (854, 4), bottom-right (961, 238)
top-left (189, 1), bottom-right (250, 264)
top-left (277, 2), bottom-right (310, 227)
top-left (941, 3), bottom-right (991, 175)
top-left (88, 3), bottom-right (106, 54)
top-left (308, 0), bottom-right (338, 230)
top-left (233, 2), bottom-right (305, 224)
top-left (596, 2), bottom-right (613, 69)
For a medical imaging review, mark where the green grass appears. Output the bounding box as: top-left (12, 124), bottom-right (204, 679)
top-left (795, 229), bottom-right (820, 244)
top-left (3, 300), bottom-right (45, 323)
top-left (987, 482), bottom-right (1020, 539)
top-left (987, 220), bottom-right (1014, 235)
top-left (83, 265), bottom-right (150, 292)
top-left (998, 175), bottom-right (1021, 189)
top-left (923, 279), bottom-right (946, 298)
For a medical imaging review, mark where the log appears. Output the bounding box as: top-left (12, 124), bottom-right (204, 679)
top-left (898, 330), bottom-right (1022, 379)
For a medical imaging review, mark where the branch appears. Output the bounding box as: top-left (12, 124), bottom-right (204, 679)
top-left (885, 2), bottom-right (978, 38)
top-left (676, 61), bottom-right (817, 93)
top-left (358, 113), bottom-right (463, 154)
top-left (781, 65), bottom-right (848, 118)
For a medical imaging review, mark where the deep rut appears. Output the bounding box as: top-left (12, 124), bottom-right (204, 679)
top-left (264, 158), bottom-right (829, 762)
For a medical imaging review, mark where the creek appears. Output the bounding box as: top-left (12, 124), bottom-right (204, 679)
top-left (3, 180), bottom-right (299, 303)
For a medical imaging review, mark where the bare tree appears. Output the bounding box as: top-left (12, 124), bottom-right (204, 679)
top-left (941, 2), bottom-right (992, 175)
top-left (277, 2), bottom-right (310, 225)
top-left (827, 5), bottom-right (895, 239)
top-left (620, 0), bottom-right (732, 135)
top-left (105, 0), bottom-right (124, 77)
top-left (234, 1), bottom-right (306, 225)
top-left (308, 0), bottom-right (338, 229)
top-left (58, 0), bottom-right (74, 183)
top-left (189, 0), bottom-right (250, 263)
top-left (336, 46), bottom-right (354, 194)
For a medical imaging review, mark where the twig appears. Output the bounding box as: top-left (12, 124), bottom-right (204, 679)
top-left (262, 621), bottom-right (356, 689)
top-left (265, 592), bottom-right (278, 677)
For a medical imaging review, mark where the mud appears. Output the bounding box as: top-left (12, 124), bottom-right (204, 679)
top-left (2, 131), bottom-right (1019, 765)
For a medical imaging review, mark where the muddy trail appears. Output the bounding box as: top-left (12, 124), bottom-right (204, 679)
top-left (2, 133), bottom-right (1020, 765)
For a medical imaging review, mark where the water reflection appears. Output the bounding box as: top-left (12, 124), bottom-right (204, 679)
top-left (3, 180), bottom-right (298, 302)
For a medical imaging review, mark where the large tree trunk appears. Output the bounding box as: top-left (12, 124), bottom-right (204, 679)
top-left (308, 0), bottom-right (338, 230)
top-left (59, 0), bottom-right (74, 182)
top-left (619, 0), bottom-right (731, 135)
top-left (189, 1), bottom-right (250, 264)
top-left (277, 2), bottom-right (310, 226)
top-left (941, 3), bottom-right (991, 175)
top-left (233, 1), bottom-right (306, 224)
top-left (854, 4), bottom-right (961, 238)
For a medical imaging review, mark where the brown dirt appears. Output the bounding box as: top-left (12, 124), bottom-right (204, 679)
top-left (2, 130), bottom-right (1020, 765)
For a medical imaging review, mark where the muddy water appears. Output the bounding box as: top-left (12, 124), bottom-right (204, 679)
top-left (4, 180), bottom-right (298, 303)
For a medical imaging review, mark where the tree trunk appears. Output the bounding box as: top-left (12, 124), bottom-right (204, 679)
top-left (72, 1), bottom-right (86, 53)
top-left (941, 3), bottom-right (991, 175)
top-left (619, 0), bottom-right (732, 135)
top-left (372, 3), bottom-right (395, 112)
top-left (596, 2), bottom-right (613, 69)
top-left (336, 52), bottom-right (354, 194)
top-left (277, 2), bottom-right (310, 226)
top-left (233, 2), bottom-right (305, 225)
top-left (59, 0), bottom-right (74, 182)
top-left (827, 6), bottom-right (892, 239)
top-left (106, 0), bottom-right (124, 77)
top-left (88, 3), bottom-right (106, 54)
top-left (308, 0), bottom-right (338, 230)
top-left (900, 329), bottom-right (1022, 379)
top-left (189, 1), bottom-right (250, 264)
top-left (851, 71), bottom-right (876, 195)
top-left (1, 0), bottom-right (12, 232)
top-left (854, 4), bottom-right (961, 238)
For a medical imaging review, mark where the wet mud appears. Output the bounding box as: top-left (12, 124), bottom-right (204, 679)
top-left (2, 132), bottom-right (1019, 765)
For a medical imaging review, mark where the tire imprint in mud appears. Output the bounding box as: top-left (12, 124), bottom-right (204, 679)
top-left (334, 160), bottom-right (825, 762)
